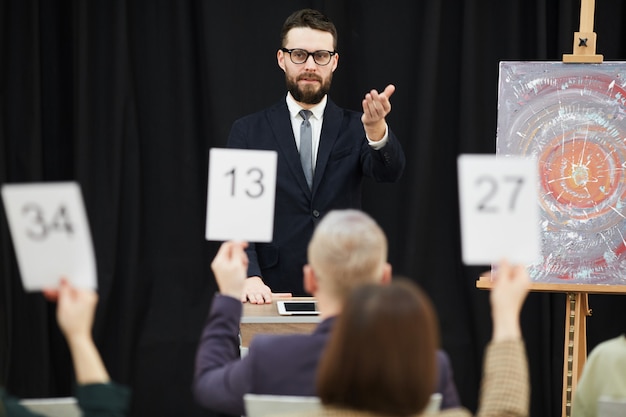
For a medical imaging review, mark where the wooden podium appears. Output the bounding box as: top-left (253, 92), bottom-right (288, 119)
top-left (240, 297), bottom-right (321, 347)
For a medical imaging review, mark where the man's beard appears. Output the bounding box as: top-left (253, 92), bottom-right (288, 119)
top-left (286, 72), bottom-right (332, 105)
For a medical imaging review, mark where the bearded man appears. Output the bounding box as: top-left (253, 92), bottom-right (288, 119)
top-left (226, 8), bottom-right (405, 303)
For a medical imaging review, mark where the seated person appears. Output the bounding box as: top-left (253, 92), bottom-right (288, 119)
top-left (308, 261), bottom-right (530, 417)
top-left (572, 334), bottom-right (626, 417)
top-left (193, 209), bottom-right (460, 416)
top-left (0, 279), bottom-right (130, 417)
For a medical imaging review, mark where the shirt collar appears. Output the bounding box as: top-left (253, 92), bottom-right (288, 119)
top-left (286, 92), bottom-right (327, 120)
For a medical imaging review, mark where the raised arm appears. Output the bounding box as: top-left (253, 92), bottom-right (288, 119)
top-left (476, 261), bottom-right (530, 417)
top-left (194, 241), bottom-right (255, 415)
top-left (55, 280), bottom-right (109, 384)
top-left (489, 261), bottom-right (529, 342)
top-left (46, 279), bottom-right (130, 417)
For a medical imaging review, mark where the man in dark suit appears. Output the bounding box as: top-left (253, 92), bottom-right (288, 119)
top-left (227, 8), bottom-right (405, 303)
top-left (193, 210), bottom-right (460, 416)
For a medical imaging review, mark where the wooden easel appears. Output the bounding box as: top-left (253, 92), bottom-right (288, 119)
top-left (481, 2), bottom-right (611, 415)
top-left (557, 2), bottom-right (603, 414)
top-left (477, 2), bottom-right (626, 417)
top-left (477, 279), bottom-right (626, 417)
top-left (562, 0), bottom-right (603, 63)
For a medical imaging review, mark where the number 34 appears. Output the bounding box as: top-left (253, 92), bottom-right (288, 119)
top-left (22, 204), bottom-right (74, 240)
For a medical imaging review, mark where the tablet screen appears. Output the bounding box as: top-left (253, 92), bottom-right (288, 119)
top-left (277, 301), bottom-right (319, 315)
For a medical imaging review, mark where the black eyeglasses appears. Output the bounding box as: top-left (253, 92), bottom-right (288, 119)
top-left (281, 48), bottom-right (337, 66)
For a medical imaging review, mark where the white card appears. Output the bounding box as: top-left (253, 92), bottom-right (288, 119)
top-left (206, 148), bottom-right (277, 242)
top-left (457, 155), bottom-right (541, 265)
top-left (1, 182), bottom-right (97, 291)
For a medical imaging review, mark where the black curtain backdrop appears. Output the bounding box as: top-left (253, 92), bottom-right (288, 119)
top-left (2, 1), bottom-right (626, 416)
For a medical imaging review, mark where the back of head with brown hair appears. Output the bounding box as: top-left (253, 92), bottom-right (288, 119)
top-left (307, 209), bottom-right (387, 301)
top-left (316, 279), bottom-right (440, 417)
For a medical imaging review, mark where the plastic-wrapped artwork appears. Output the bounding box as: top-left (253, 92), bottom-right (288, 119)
top-left (497, 61), bottom-right (626, 284)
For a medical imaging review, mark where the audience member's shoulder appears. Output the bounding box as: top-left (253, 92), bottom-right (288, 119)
top-left (592, 334), bottom-right (626, 354)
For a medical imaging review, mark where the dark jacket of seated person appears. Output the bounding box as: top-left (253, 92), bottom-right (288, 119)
top-left (193, 295), bottom-right (459, 416)
top-left (290, 265), bottom-right (529, 417)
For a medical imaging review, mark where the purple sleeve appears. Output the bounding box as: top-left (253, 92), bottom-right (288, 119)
top-left (192, 294), bottom-right (250, 416)
top-left (436, 349), bottom-right (461, 409)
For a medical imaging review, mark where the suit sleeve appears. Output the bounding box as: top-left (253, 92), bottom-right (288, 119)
top-left (193, 295), bottom-right (252, 416)
top-left (0, 384), bottom-right (130, 417)
top-left (436, 350), bottom-right (462, 409)
top-left (75, 383), bottom-right (131, 417)
top-left (1, 387), bottom-right (45, 417)
top-left (362, 127), bottom-right (405, 182)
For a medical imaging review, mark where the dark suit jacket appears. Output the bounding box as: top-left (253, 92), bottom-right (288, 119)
top-left (227, 97), bottom-right (405, 295)
top-left (193, 295), bottom-right (460, 416)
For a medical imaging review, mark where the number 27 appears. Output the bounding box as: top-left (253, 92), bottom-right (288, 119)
top-left (476, 175), bottom-right (524, 212)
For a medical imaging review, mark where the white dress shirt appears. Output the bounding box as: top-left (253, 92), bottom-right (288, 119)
top-left (286, 92), bottom-right (389, 172)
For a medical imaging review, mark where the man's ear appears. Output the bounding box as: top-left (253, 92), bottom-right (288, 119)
top-left (277, 49), bottom-right (286, 72)
top-left (303, 264), bottom-right (318, 295)
top-left (330, 52), bottom-right (339, 72)
top-left (381, 263), bottom-right (392, 285)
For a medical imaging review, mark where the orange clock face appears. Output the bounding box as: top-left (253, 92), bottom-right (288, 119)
top-left (497, 62), bottom-right (626, 283)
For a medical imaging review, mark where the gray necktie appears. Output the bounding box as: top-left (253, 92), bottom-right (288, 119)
top-left (299, 110), bottom-right (313, 189)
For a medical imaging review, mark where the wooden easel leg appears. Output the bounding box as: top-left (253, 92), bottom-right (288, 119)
top-left (562, 292), bottom-right (590, 417)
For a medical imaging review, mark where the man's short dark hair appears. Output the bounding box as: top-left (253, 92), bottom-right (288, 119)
top-left (280, 9), bottom-right (338, 50)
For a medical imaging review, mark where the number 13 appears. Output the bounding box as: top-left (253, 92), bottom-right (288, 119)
top-left (224, 167), bottom-right (265, 198)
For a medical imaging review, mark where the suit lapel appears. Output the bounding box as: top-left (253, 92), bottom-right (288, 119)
top-left (267, 101), bottom-right (311, 194)
top-left (313, 99), bottom-right (343, 195)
